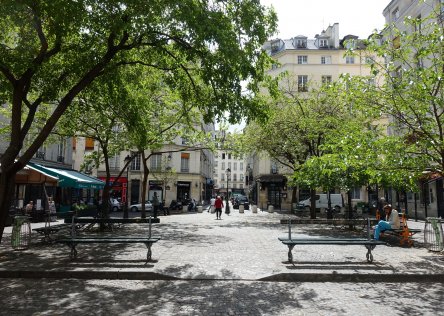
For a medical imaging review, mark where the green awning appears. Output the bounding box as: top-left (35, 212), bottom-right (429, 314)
top-left (27, 162), bottom-right (105, 189)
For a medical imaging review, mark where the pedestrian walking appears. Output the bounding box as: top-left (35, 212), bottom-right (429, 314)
top-left (214, 196), bottom-right (224, 219)
top-left (152, 192), bottom-right (159, 219)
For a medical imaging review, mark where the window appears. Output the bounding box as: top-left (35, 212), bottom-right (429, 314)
top-left (321, 56), bottom-right (331, 64)
top-left (414, 14), bottom-right (422, 33)
top-left (392, 8), bottom-right (399, 21)
top-left (233, 162), bottom-right (237, 171)
top-left (131, 154), bottom-right (141, 171)
top-left (233, 174), bottom-right (237, 181)
top-left (297, 56), bottom-right (308, 64)
top-left (298, 75), bottom-right (308, 92)
top-left (228, 162), bottom-right (231, 169)
top-left (346, 56), bottom-right (355, 64)
top-left (215, 161), bottom-right (218, 167)
top-left (345, 39), bottom-right (357, 49)
top-left (350, 187), bottom-right (361, 199)
top-left (57, 141), bottom-right (65, 162)
top-left (150, 154), bottom-right (162, 171)
top-left (240, 174), bottom-right (244, 181)
top-left (85, 137), bottom-right (94, 150)
top-left (180, 153), bottom-right (189, 172)
top-left (221, 174), bottom-right (225, 181)
top-left (294, 38), bottom-right (307, 48)
top-left (240, 184), bottom-right (243, 189)
top-left (222, 153), bottom-right (225, 159)
top-left (228, 153), bottom-right (232, 159)
top-left (322, 76), bottom-right (332, 84)
top-left (270, 162), bottom-right (278, 174)
top-left (319, 39), bottom-right (328, 47)
top-left (221, 162), bottom-right (225, 170)
top-left (181, 137), bottom-right (188, 145)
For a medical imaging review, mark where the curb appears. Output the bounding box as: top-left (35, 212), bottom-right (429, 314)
top-left (1, 270), bottom-right (444, 283)
top-left (259, 273), bottom-right (444, 283)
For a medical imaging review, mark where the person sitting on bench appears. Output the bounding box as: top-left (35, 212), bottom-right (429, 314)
top-left (374, 204), bottom-right (400, 240)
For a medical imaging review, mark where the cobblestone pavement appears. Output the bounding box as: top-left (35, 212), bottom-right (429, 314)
top-left (0, 207), bottom-right (443, 315)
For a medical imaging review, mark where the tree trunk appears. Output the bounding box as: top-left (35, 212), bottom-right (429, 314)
top-left (347, 190), bottom-right (353, 230)
top-left (310, 188), bottom-right (316, 219)
top-left (141, 152), bottom-right (149, 219)
top-left (0, 170), bottom-right (17, 243)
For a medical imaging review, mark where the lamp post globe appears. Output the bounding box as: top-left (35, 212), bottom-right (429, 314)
top-left (225, 168), bottom-right (231, 214)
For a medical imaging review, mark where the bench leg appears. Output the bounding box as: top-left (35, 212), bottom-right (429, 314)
top-left (69, 243), bottom-right (78, 259)
top-left (365, 245), bottom-right (375, 263)
top-left (287, 245), bottom-right (295, 263)
top-left (145, 242), bottom-right (153, 262)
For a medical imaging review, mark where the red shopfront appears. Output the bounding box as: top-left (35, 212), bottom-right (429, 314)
top-left (98, 177), bottom-right (128, 203)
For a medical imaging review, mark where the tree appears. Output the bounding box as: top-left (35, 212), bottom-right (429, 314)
top-left (57, 68), bottom-right (133, 218)
top-left (349, 11), bottom-right (444, 174)
top-left (241, 76), bottom-right (360, 218)
top-left (0, 0), bottom-right (277, 241)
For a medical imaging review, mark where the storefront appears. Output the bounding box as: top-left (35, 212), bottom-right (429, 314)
top-left (176, 181), bottom-right (191, 203)
top-left (15, 162), bottom-right (105, 213)
top-left (98, 176), bottom-right (128, 203)
top-left (256, 174), bottom-right (288, 210)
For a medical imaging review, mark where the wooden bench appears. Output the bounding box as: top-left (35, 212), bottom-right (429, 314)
top-left (279, 218), bottom-right (387, 263)
top-left (56, 216), bottom-right (161, 262)
top-left (379, 213), bottom-right (421, 247)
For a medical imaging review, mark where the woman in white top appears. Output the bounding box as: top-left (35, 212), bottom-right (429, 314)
top-left (374, 204), bottom-right (399, 240)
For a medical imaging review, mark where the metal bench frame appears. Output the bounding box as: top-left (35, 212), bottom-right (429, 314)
top-left (56, 216), bottom-right (161, 262)
top-left (279, 218), bottom-right (386, 263)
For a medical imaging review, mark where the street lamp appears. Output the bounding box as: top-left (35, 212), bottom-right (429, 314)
top-left (225, 168), bottom-right (231, 214)
top-left (124, 154), bottom-right (131, 219)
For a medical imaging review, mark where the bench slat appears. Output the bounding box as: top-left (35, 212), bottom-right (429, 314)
top-left (280, 239), bottom-right (386, 246)
top-left (57, 238), bottom-right (160, 243)
top-left (72, 217), bottom-right (160, 224)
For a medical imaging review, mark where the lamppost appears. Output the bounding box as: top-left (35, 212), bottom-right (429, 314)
top-left (124, 154), bottom-right (131, 219)
top-left (225, 168), bottom-right (231, 214)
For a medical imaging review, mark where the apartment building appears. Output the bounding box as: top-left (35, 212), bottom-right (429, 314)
top-left (74, 121), bottom-right (216, 209)
top-left (253, 23), bottom-right (375, 211)
top-left (212, 130), bottom-right (246, 199)
top-left (382, 0), bottom-right (444, 218)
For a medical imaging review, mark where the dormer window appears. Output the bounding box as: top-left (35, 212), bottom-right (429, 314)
top-left (293, 37), bottom-right (307, 48)
top-left (319, 39), bottom-right (328, 48)
top-left (270, 39), bottom-right (283, 54)
top-left (297, 39), bottom-right (307, 48)
top-left (345, 39), bottom-right (357, 49)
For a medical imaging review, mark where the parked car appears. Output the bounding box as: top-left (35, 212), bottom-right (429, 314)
top-left (110, 198), bottom-right (122, 212)
top-left (233, 195), bottom-right (249, 210)
top-left (297, 194), bottom-right (344, 211)
top-left (130, 201), bottom-right (153, 212)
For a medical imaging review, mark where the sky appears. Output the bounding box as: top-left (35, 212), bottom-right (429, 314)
top-left (260, 0), bottom-right (389, 40)
top-left (226, 0), bottom-right (390, 132)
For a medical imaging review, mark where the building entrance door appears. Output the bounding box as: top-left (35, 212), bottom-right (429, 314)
top-left (268, 184), bottom-right (281, 209)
